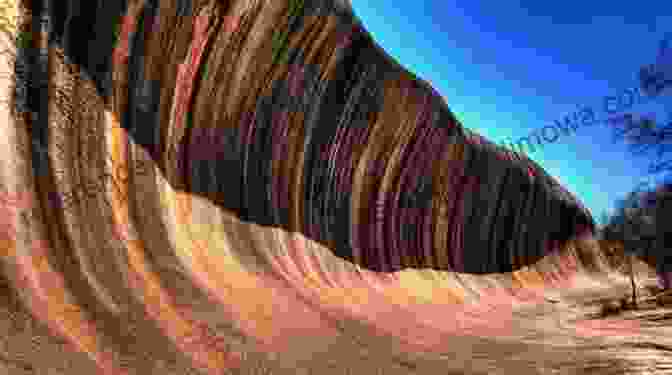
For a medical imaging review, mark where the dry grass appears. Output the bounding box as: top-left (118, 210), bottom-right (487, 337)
top-left (598, 240), bottom-right (630, 272)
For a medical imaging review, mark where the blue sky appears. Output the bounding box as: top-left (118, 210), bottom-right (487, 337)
top-left (351, 1), bottom-right (672, 221)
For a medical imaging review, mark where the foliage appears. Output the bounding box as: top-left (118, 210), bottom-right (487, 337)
top-left (600, 185), bottom-right (657, 255)
top-left (612, 34), bottom-right (672, 184)
top-left (601, 34), bottom-right (672, 285)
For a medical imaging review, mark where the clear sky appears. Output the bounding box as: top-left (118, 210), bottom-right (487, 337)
top-left (351, 1), bottom-right (672, 221)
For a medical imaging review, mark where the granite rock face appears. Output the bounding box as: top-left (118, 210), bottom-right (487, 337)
top-left (0, 1), bottom-right (623, 374)
top-left (34, 0), bottom-right (594, 274)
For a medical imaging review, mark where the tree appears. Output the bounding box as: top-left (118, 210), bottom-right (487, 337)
top-left (599, 185), bottom-right (665, 305)
top-left (601, 181), bottom-right (672, 292)
top-left (608, 34), bottom-right (672, 293)
top-left (639, 32), bottom-right (672, 99)
top-left (618, 34), bottom-right (672, 182)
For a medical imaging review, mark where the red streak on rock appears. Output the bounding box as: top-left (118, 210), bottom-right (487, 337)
top-left (113, 15), bottom-right (136, 67)
top-left (222, 15), bottom-right (240, 34)
top-left (171, 14), bottom-right (212, 129)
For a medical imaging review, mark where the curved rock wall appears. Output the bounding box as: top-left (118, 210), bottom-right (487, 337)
top-left (41, 0), bottom-right (594, 274)
top-left (0, 1), bottom-right (646, 374)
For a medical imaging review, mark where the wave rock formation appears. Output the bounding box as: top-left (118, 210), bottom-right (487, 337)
top-left (1, 1), bottom-right (665, 374)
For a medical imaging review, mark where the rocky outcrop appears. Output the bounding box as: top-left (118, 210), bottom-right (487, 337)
top-left (35, 0), bottom-right (594, 274)
top-left (0, 1), bottom-right (640, 374)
